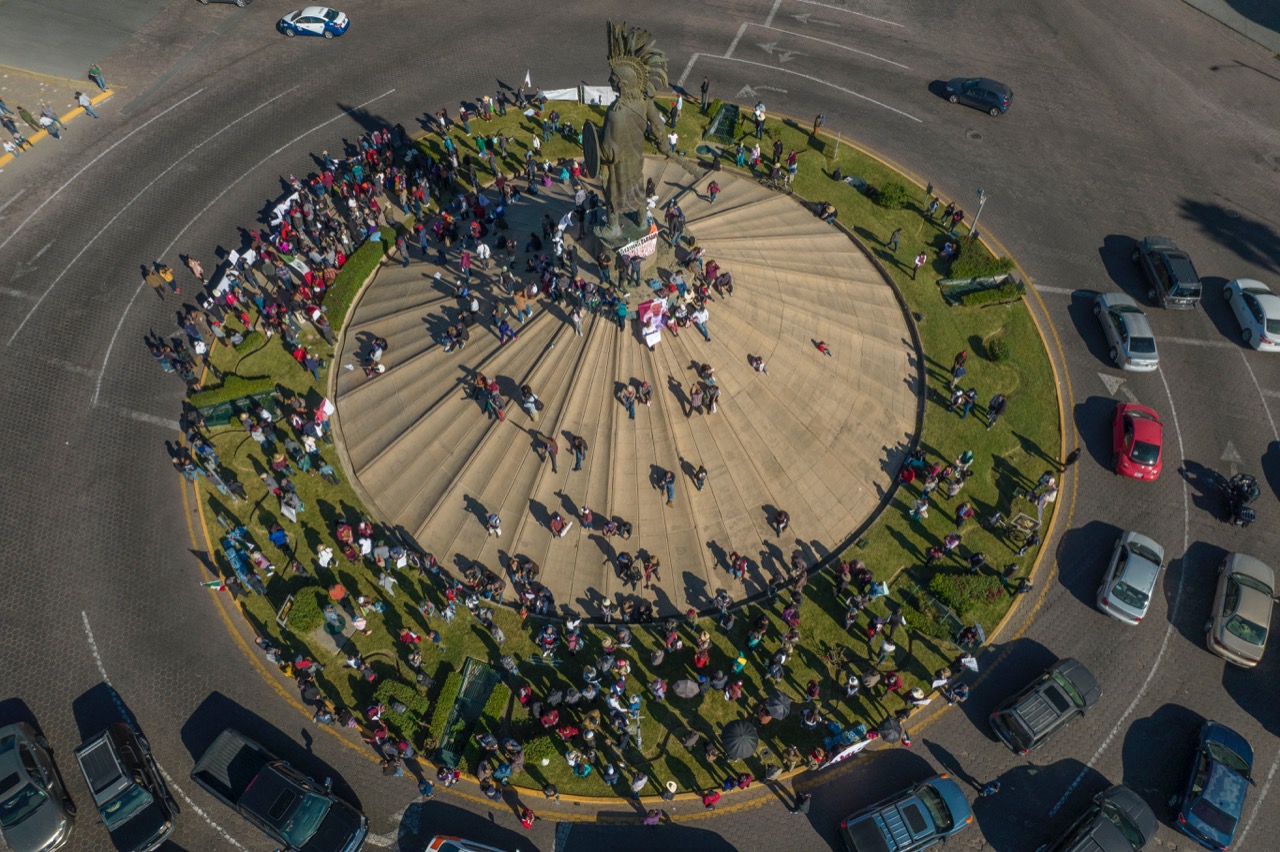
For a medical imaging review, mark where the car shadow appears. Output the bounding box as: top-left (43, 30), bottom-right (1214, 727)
top-left (1063, 289), bottom-right (1113, 367)
top-left (1198, 275), bottom-right (1250, 348)
top-left (180, 691), bottom-right (363, 811)
top-left (1072, 395), bottom-right (1118, 469)
top-left (1166, 540), bottom-right (1228, 651)
top-left (1055, 520), bottom-right (1120, 612)
top-left (1121, 702), bottom-right (1202, 822)
top-left (1097, 235), bottom-right (1150, 305)
top-left (397, 800), bottom-right (542, 851)
top-left (1178, 458), bottom-right (1227, 520)
top-left (974, 759), bottom-right (1108, 852)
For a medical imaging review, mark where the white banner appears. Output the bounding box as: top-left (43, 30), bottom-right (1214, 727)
top-left (619, 229), bottom-right (660, 259)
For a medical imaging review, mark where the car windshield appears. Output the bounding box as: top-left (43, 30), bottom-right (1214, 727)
top-left (0, 780), bottom-right (47, 828)
top-left (1111, 580), bottom-right (1149, 609)
top-left (1100, 800), bottom-right (1147, 847)
top-left (1190, 799), bottom-right (1237, 835)
top-left (917, 785), bottom-right (953, 832)
top-left (1129, 542), bottom-right (1162, 564)
top-left (1224, 613), bottom-right (1268, 647)
top-left (1172, 283), bottom-right (1202, 298)
top-left (1129, 336), bottom-right (1156, 354)
top-left (278, 792), bottom-right (330, 846)
top-left (1266, 319), bottom-right (1280, 336)
top-left (323, 8), bottom-right (341, 21)
top-left (1206, 742), bottom-right (1252, 776)
top-left (101, 783), bottom-right (154, 830)
top-left (1050, 671), bottom-right (1086, 707)
top-left (1131, 441), bottom-right (1160, 464)
top-left (1236, 573), bottom-right (1274, 597)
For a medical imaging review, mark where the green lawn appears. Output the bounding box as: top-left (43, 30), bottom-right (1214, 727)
top-left (191, 95), bottom-right (1059, 797)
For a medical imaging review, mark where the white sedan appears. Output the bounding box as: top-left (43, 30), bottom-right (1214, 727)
top-left (1224, 278), bottom-right (1280, 351)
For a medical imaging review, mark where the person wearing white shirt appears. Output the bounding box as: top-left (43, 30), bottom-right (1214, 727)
top-left (692, 305), bottom-right (710, 342)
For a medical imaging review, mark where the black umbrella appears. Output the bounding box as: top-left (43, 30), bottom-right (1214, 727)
top-left (672, 679), bottom-right (701, 699)
top-left (876, 716), bottom-right (903, 744)
top-left (765, 691), bottom-right (792, 720)
top-left (722, 719), bottom-right (759, 760)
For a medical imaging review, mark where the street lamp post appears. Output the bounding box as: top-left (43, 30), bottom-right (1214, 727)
top-left (969, 186), bottom-right (988, 241)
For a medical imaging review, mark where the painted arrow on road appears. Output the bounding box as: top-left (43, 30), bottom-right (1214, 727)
top-left (791, 12), bottom-right (838, 27)
top-left (757, 42), bottom-right (804, 63)
top-left (1098, 372), bottom-right (1138, 403)
top-left (12, 241), bottom-right (51, 280)
top-left (736, 84), bottom-right (759, 99)
top-left (1221, 441), bottom-right (1243, 476)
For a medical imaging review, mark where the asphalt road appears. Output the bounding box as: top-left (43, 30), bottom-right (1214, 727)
top-left (1, 0), bottom-right (1279, 850)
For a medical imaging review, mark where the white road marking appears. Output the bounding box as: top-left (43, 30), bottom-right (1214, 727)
top-left (96, 403), bottom-right (182, 431)
top-left (725, 23), bottom-right (749, 60)
top-left (1239, 747), bottom-right (1280, 848)
top-left (92, 88), bottom-right (397, 406)
top-left (0, 188), bottom-right (26, 214)
top-left (0, 287), bottom-right (36, 300)
top-left (676, 51), bottom-right (704, 88)
top-left (1160, 336), bottom-right (1234, 349)
top-left (1096, 371), bottom-right (1136, 402)
top-left (751, 24), bottom-right (910, 68)
top-left (81, 612), bottom-right (249, 849)
top-left (0, 90), bottom-right (205, 254)
top-left (763, 0), bottom-right (784, 28)
top-left (794, 0), bottom-right (903, 27)
top-left (757, 41), bottom-right (805, 63)
top-left (1262, 387), bottom-right (1280, 399)
top-left (7, 88), bottom-right (297, 345)
top-left (708, 56), bottom-right (921, 122)
top-left (791, 12), bottom-right (837, 27)
top-left (1032, 284), bottom-right (1077, 296)
top-left (1049, 366), bottom-right (1192, 818)
top-left (1238, 350), bottom-right (1279, 440)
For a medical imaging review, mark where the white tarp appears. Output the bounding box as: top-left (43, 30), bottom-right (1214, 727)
top-left (541, 86), bottom-right (617, 106)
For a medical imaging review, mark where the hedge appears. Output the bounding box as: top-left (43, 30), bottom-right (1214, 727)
top-left (955, 280), bottom-right (1024, 307)
top-left (986, 334), bottom-right (1010, 362)
top-left (950, 250), bottom-right (1016, 280)
top-left (325, 230), bottom-right (391, 332)
top-left (374, 679), bottom-right (430, 735)
top-left (233, 330), bottom-right (264, 354)
top-left (928, 573), bottom-right (1006, 619)
top-left (427, 671), bottom-right (464, 738)
top-left (875, 181), bottom-right (911, 210)
top-left (188, 374), bottom-right (276, 408)
top-left (476, 682), bottom-right (511, 733)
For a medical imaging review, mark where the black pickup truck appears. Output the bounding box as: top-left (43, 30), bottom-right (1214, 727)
top-left (191, 729), bottom-right (367, 852)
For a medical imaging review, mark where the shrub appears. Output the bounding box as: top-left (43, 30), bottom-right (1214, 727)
top-left (875, 181), bottom-right (911, 210)
top-left (188, 375), bottom-right (275, 408)
top-left (427, 671), bottom-right (463, 737)
top-left (986, 334), bottom-right (1010, 362)
top-left (324, 230), bottom-right (390, 332)
top-left (284, 587), bottom-right (325, 633)
top-left (956, 281), bottom-right (1024, 307)
top-left (233, 330), bottom-right (263, 354)
top-left (476, 682), bottom-right (511, 733)
top-left (950, 251), bottom-right (1016, 280)
top-left (707, 98), bottom-right (723, 117)
top-left (928, 573), bottom-right (1005, 618)
top-left (522, 736), bottom-right (558, 766)
top-left (374, 679), bottom-right (430, 733)
top-left (903, 606), bottom-right (952, 642)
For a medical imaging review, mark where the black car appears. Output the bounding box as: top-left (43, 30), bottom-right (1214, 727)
top-left (74, 724), bottom-right (177, 852)
top-left (1041, 785), bottom-right (1157, 851)
top-left (944, 77), bottom-right (1012, 115)
top-left (990, 658), bottom-right (1100, 754)
top-left (1132, 235), bottom-right (1201, 310)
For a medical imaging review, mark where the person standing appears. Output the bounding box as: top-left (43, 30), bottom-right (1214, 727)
top-left (543, 434), bottom-right (559, 473)
top-left (662, 470), bottom-right (676, 506)
top-left (811, 113), bottom-right (825, 139)
top-left (2, 138), bottom-right (20, 158)
top-left (571, 435), bottom-right (588, 471)
top-left (694, 464), bottom-right (708, 491)
top-left (39, 103), bottom-right (67, 131)
top-left (986, 393), bottom-right (1007, 430)
top-left (978, 780), bottom-right (1001, 798)
top-left (185, 256), bottom-right (206, 284)
top-left (88, 64), bottom-right (107, 92)
top-left (688, 384), bottom-right (704, 417)
top-left (486, 512), bottom-right (502, 537)
top-left (621, 385), bottom-right (637, 420)
top-left (912, 251), bottom-right (928, 280)
top-left (707, 180), bottom-right (720, 203)
top-left (692, 304), bottom-right (710, 341)
top-left (519, 807), bottom-right (539, 829)
top-left (700, 76), bottom-right (710, 112)
top-left (887, 228), bottom-right (901, 254)
top-left (667, 130), bottom-right (679, 153)
top-left (790, 792), bottom-right (812, 815)
top-left (1060, 446), bottom-right (1081, 472)
top-left (37, 113), bottom-right (60, 140)
top-left (643, 808), bottom-right (664, 826)
top-left (17, 106), bottom-right (40, 134)
top-left (76, 91), bottom-right (99, 119)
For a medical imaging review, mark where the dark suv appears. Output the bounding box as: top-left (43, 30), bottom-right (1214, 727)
top-left (990, 658), bottom-right (1100, 754)
top-left (1133, 236), bottom-right (1201, 309)
top-left (944, 77), bottom-right (1013, 116)
top-left (74, 724), bottom-right (177, 852)
top-left (1042, 785), bottom-right (1156, 851)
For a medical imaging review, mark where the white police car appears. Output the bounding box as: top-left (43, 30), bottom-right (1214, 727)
top-left (279, 6), bottom-right (349, 39)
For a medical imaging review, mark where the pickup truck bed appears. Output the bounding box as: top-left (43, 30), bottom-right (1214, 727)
top-left (191, 730), bottom-right (272, 807)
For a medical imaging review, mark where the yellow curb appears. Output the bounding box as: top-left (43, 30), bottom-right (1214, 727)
top-left (0, 90), bottom-right (114, 167)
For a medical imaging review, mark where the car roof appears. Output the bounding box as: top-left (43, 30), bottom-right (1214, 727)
top-left (1141, 235), bottom-right (1179, 251)
top-left (1119, 530), bottom-right (1164, 562)
top-left (1051, 658), bottom-right (1101, 708)
top-left (1237, 281), bottom-right (1280, 315)
top-left (1203, 721), bottom-right (1254, 769)
top-left (1116, 536), bottom-right (1162, 591)
top-left (1114, 307), bottom-right (1155, 339)
top-left (1096, 291), bottom-right (1139, 311)
top-left (1100, 786), bottom-right (1158, 842)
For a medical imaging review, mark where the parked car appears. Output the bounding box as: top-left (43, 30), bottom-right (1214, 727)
top-left (943, 78), bottom-right (1012, 116)
top-left (1132, 236), bottom-right (1201, 309)
top-left (192, 729), bottom-right (366, 852)
top-left (1223, 278), bottom-right (1280, 351)
top-left (279, 6), bottom-right (349, 38)
top-left (426, 837), bottom-right (510, 852)
top-left (0, 722), bottom-right (75, 852)
top-left (1112, 403), bottom-right (1163, 480)
top-left (1041, 785), bottom-right (1157, 852)
top-left (990, 658), bottom-right (1100, 754)
top-left (74, 724), bottom-right (177, 852)
top-left (1093, 292), bottom-right (1159, 371)
top-left (1097, 531), bottom-right (1165, 625)
top-left (1175, 721), bottom-right (1253, 851)
top-left (1206, 552), bottom-right (1275, 668)
top-left (838, 774), bottom-right (973, 851)
top-left (197, 0), bottom-right (253, 6)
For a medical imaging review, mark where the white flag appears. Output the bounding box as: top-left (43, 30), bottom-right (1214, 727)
top-left (523, 69), bottom-right (531, 88)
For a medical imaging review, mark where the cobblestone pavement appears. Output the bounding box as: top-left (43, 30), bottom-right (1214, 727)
top-left (1, 0), bottom-right (1279, 850)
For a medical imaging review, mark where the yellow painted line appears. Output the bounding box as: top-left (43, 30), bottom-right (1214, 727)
top-left (0, 90), bottom-right (115, 168)
top-left (0, 63), bottom-right (97, 87)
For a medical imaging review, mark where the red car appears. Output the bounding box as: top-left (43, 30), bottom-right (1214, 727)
top-left (1112, 403), bottom-right (1163, 480)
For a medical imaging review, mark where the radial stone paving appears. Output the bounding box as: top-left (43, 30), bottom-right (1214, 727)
top-left (332, 158), bottom-right (917, 616)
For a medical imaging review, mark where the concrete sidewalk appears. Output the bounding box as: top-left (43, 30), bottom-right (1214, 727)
top-left (0, 64), bottom-right (112, 169)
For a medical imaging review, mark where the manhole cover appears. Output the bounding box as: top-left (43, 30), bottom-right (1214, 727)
top-left (1225, 208), bottom-right (1241, 219)
top-left (965, 129), bottom-right (982, 141)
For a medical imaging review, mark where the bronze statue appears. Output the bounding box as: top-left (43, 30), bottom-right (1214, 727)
top-left (599, 22), bottom-right (668, 235)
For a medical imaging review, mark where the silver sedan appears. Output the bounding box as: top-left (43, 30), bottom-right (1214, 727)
top-left (1223, 278), bottom-right (1280, 352)
top-left (1097, 530), bottom-right (1165, 625)
top-left (1094, 292), bottom-right (1159, 371)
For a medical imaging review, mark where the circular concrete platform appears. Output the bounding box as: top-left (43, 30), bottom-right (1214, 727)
top-left (332, 158), bottom-right (918, 616)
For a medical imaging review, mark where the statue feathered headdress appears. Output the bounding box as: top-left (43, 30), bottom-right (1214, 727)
top-left (607, 21), bottom-right (668, 93)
